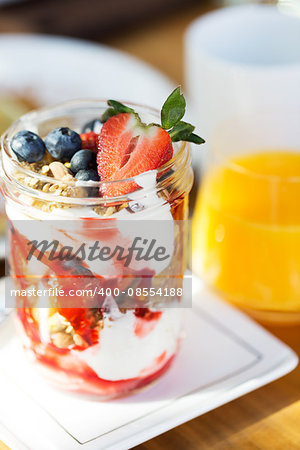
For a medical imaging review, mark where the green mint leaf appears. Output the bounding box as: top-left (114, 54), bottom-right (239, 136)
top-left (183, 133), bottom-right (205, 145)
top-left (161, 87), bottom-right (186, 130)
top-left (169, 121), bottom-right (195, 142)
top-left (100, 107), bottom-right (118, 123)
top-left (107, 100), bottom-right (135, 114)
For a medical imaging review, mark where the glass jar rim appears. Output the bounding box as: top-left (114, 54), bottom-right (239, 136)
top-left (1, 99), bottom-right (190, 205)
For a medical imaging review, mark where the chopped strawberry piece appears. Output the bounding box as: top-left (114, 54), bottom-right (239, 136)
top-left (80, 131), bottom-right (99, 152)
top-left (97, 113), bottom-right (173, 197)
top-left (97, 113), bottom-right (138, 180)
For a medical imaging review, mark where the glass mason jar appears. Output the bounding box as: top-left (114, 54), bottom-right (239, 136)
top-left (0, 100), bottom-right (193, 399)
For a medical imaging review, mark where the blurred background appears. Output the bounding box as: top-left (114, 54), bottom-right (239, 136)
top-left (0, 0), bottom-right (212, 83)
top-left (0, 0), bottom-right (205, 39)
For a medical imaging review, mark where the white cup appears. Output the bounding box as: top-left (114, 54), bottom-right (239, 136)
top-left (185, 4), bottom-right (300, 172)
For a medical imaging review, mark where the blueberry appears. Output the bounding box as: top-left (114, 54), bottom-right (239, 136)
top-left (75, 169), bottom-right (100, 182)
top-left (82, 119), bottom-right (102, 134)
top-left (76, 169), bottom-right (100, 197)
top-left (45, 127), bottom-right (81, 161)
top-left (70, 149), bottom-right (96, 173)
top-left (11, 130), bottom-right (46, 163)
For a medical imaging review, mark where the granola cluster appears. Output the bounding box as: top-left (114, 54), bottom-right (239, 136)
top-left (14, 155), bottom-right (172, 217)
top-left (48, 310), bottom-right (104, 350)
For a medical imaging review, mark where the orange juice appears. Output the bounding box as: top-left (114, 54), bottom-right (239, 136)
top-left (193, 151), bottom-right (300, 320)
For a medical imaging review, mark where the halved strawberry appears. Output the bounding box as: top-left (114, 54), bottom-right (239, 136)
top-left (80, 131), bottom-right (99, 152)
top-left (97, 113), bottom-right (173, 197)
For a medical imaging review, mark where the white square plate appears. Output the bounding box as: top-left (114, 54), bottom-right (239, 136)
top-left (0, 277), bottom-right (297, 450)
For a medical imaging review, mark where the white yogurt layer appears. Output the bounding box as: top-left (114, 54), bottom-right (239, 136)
top-left (74, 308), bottom-right (183, 381)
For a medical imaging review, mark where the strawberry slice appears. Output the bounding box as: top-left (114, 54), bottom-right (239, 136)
top-left (97, 113), bottom-right (173, 197)
top-left (80, 131), bottom-right (99, 152)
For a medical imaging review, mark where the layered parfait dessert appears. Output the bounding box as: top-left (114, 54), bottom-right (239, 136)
top-left (1, 88), bottom-right (204, 398)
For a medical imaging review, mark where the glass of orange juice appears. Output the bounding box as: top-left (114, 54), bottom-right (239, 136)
top-left (193, 109), bottom-right (300, 325)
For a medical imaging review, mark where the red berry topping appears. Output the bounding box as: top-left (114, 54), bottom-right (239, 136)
top-left (95, 87), bottom-right (205, 197)
top-left (80, 131), bottom-right (99, 152)
top-left (97, 113), bottom-right (173, 197)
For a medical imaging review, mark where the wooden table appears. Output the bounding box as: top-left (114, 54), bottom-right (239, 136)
top-left (103, 4), bottom-right (300, 449)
